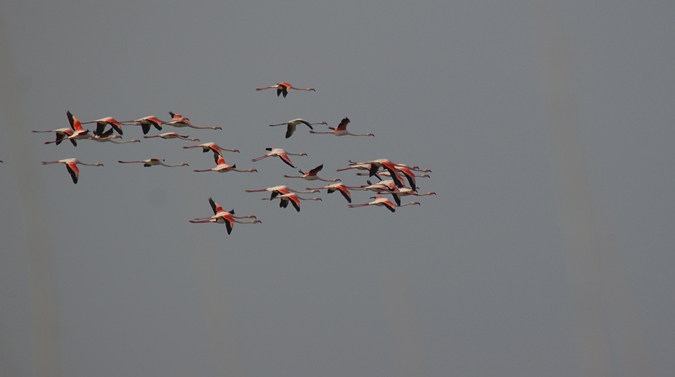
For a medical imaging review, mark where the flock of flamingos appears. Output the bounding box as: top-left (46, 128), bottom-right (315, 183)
top-left (28, 82), bottom-right (436, 234)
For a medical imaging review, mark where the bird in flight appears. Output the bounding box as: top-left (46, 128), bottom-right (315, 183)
top-left (309, 117), bottom-right (374, 137)
top-left (269, 118), bottom-right (327, 139)
top-left (256, 82), bottom-right (315, 98)
top-left (143, 132), bottom-right (200, 142)
top-left (251, 148), bottom-right (307, 168)
top-left (41, 158), bottom-right (103, 184)
top-left (283, 164), bottom-right (341, 182)
top-left (118, 158), bottom-right (189, 167)
top-left (193, 155), bottom-right (257, 173)
top-left (189, 197), bottom-right (260, 234)
top-left (268, 193), bottom-right (322, 212)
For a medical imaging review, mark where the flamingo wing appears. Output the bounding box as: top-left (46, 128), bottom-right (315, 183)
top-left (308, 164), bottom-right (323, 175)
top-left (336, 117), bottom-right (350, 131)
top-left (66, 162), bottom-right (79, 184)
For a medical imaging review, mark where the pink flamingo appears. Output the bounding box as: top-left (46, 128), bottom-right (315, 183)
top-left (144, 132), bottom-right (200, 142)
top-left (283, 164), bottom-right (340, 182)
top-left (256, 82), bottom-right (315, 98)
top-left (309, 117), bottom-right (374, 137)
top-left (41, 158), bottom-right (103, 184)
top-left (245, 185), bottom-right (319, 200)
top-left (118, 158), bottom-right (188, 167)
top-left (348, 196), bottom-right (397, 213)
top-left (193, 155), bottom-right (257, 173)
top-left (267, 193), bottom-right (322, 212)
top-left (251, 148), bottom-right (307, 168)
top-left (269, 118), bottom-right (327, 139)
top-left (81, 117), bottom-right (124, 136)
top-left (183, 142), bottom-right (240, 163)
top-left (164, 111), bottom-right (222, 130)
top-left (305, 183), bottom-right (352, 203)
top-left (189, 197), bottom-right (260, 234)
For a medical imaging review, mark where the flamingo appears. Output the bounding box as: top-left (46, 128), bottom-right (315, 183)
top-left (121, 116), bottom-right (163, 135)
top-left (354, 171), bottom-right (431, 179)
top-left (366, 159), bottom-right (404, 188)
top-left (348, 196), bottom-right (397, 213)
top-left (144, 132), bottom-right (200, 142)
top-left (183, 142), bottom-right (240, 163)
top-left (256, 82), bottom-right (315, 98)
top-left (118, 158), bottom-right (188, 167)
top-left (267, 193), bottom-right (322, 212)
top-left (164, 111), bottom-right (222, 130)
top-left (251, 148), bottom-right (307, 168)
top-left (33, 128), bottom-right (76, 146)
top-left (41, 158), bottom-right (103, 184)
top-left (245, 185), bottom-right (319, 200)
top-left (309, 117), bottom-right (374, 137)
top-left (305, 183), bottom-right (352, 203)
top-left (335, 161), bottom-right (372, 172)
top-left (269, 118), bottom-right (327, 139)
top-left (189, 197), bottom-right (260, 234)
top-left (283, 164), bottom-right (340, 182)
top-left (193, 155), bottom-right (257, 173)
top-left (340, 160), bottom-right (431, 173)
top-left (82, 117), bottom-right (124, 136)
top-left (379, 187), bottom-right (437, 197)
top-left (86, 135), bottom-right (141, 144)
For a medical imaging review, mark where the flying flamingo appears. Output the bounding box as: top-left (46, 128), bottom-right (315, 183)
top-left (183, 142), bottom-right (240, 163)
top-left (354, 171), bottom-right (431, 179)
top-left (41, 158), bottom-right (103, 184)
top-left (340, 160), bottom-right (431, 173)
top-left (283, 164), bottom-right (340, 182)
top-left (86, 135), bottom-right (141, 144)
top-left (348, 196), bottom-right (397, 213)
top-left (309, 117), bottom-right (374, 137)
top-left (335, 161), bottom-right (372, 172)
top-left (193, 155), bottom-right (257, 173)
top-left (345, 180), bottom-right (402, 205)
top-left (121, 116), bottom-right (163, 135)
top-left (144, 132), bottom-right (200, 142)
top-left (269, 118), bottom-right (327, 139)
top-left (251, 148), bottom-right (307, 168)
top-left (256, 82), bottom-right (315, 98)
top-left (118, 158), bottom-right (188, 167)
top-left (379, 187), bottom-right (437, 197)
top-left (305, 183), bottom-right (352, 203)
top-left (189, 197), bottom-right (260, 234)
top-left (82, 117), bottom-right (124, 136)
top-left (164, 111), bottom-right (222, 130)
top-left (245, 185), bottom-right (319, 200)
top-left (267, 193), bottom-right (322, 212)
top-left (35, 128), bottom-right (76, 146)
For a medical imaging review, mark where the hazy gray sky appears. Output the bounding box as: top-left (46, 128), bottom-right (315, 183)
top-left (1, 1), bottom-right (674, 376)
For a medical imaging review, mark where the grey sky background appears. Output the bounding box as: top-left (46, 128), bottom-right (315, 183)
top-left (1, 0), bottom-right (674, 376)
